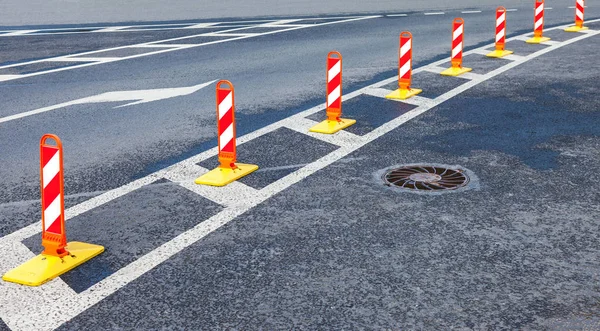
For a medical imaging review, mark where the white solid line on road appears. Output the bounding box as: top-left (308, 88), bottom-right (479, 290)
top-left (387, 14), bottom-right (408, 17)
top-left (49, 57), bottom-right (122, 62)
top-left (424, 12), bottom-right (445, 15)
top-left (0, 75), bottom-right (23, 82)
top-left (1, 19), bottom-right (598, 331)
top-left (0, 16), bottom-right (381, 83)
top-left (461, 10), bottom-right (482, 14)
top-left (95, 26), bottom-right (131, 32)
top-left (506, 9), bottom-right (518, 12)
top-left (0, 30), bottom-right (38, 36)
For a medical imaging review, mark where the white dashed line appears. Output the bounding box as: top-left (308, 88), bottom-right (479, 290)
top-left (387, 14), bottom-right (408, 17)
top-left (424, 12), bottom-right (446, 15)
top-left (506, 8), bottom-right (518, 12)
top-left (0, 17), bottom-right (599, 331)
top-left (461, 10), bottom-right (482, 14)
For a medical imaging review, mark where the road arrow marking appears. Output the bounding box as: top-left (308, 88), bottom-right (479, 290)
top-left (0, 80), bottom-right (216, 124)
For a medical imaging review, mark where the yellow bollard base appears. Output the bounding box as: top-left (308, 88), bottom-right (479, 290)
top-left (486, 49), bottom-right (514, 58)
top-left (2, 242), bottom-right (104, 287)
top-left (440, 66), bottom-right (472, 77)
top-left (526, 36), bottom-right (551, 44)
top-left (564, 25), bottom-right (588, 32)
top-left (385, 88), bottom-right (423, 100)
top-left (309, 118), bottom-right (356, 134)
top-left (194, 163), bottom-right (259, 187)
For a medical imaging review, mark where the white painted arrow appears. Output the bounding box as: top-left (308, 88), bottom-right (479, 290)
top-left (0, 80), bottom-right (216, 124)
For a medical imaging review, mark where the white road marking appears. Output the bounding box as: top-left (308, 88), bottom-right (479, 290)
top-left (462, 10), bottom-right (482, 14)
top-left (0, 21), bottom-right (598, 331)
top-left (0, 81), bottom-right (216, 124)
top-left (0, 30), bottom-right (38, 36)
top-left (387, 14), bottom-right (408, 17)
top-left (0, 16), bottom-right (381, 84)
top-left (424, 12), bottom-right (445, 15)
top-left (95, 26), bottom-right (131, 32)
top-left (49, 57), bottom-right (122, 62)
top-left (506, 8), bottom-right (518, 12)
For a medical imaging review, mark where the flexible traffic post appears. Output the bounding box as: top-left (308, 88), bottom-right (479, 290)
top-left (527, 0), bottom-right (551, 43)
top-left (309, 51), bottom-right (356, 134)
top-left (386, 32), bottom-right (422, 100)
top-left (565, 0), bottom-right (588, 32)
top-left (2, 135), bottom-right (104, 287)
top-left (195, 80), bottom-right (258, 186)
top-left (487, 7), bottom-right (514, 58)
top-left (441, 18), bottom-right (472, 76)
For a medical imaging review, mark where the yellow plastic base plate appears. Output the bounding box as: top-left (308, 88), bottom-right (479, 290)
top-left (194, 163), bottom-right (259, 187)
top-left (564, 26), bottom-right (588, 32)
top-left (486, 49), bottom-right (514, 58)
top-left (440, 66), bottom-right (473, 77)
top-left (385, 88), bottom-right (423, 100)
top-left (309, 118), bottom-right (356, 134)
top-left (2, 241), bottom-right (104, 287)
top-left (526, 36), bottom-right (551, 44)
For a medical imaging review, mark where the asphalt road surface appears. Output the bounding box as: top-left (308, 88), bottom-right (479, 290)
top-left (1, 1), bottom-right (600, 330)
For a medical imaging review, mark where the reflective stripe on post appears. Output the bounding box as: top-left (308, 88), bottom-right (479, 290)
top-left (326, 51), bottom-right (342, 122)
top-left (534, 0), bottom-right (545, 38)
top-left (216, 80), bottom-right (237, 169)
top-left (495, 7), bottom-right (507, 51)
top-left (398, 32), bottom-right (413, 90)
top-left (40, 134), bottom-right (68, 258)
top-left (451, 18), bottom-right (465, 68)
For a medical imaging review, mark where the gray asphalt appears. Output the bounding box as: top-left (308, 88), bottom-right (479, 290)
top-left (0, 0), bottom-right (575, 26)
top-left (58, 31), bottom-right (600, 330)
top-left (1, 3), bottom-right (600, 330)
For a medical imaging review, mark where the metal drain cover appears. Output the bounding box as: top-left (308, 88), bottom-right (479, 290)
top-left (383, 165), bottom-right (470, 191)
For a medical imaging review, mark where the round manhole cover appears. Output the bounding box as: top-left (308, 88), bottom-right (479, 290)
top-left (383, 165), bottom-right (470, 191)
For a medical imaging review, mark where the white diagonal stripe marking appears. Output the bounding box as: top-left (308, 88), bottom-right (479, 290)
top-left (218, 92), bottom-right (233, 120)
top-left (496, 28), bottom-right (505, 42)
top-left (327, 86), bottom-right (341, 107)
top-left (44, 196), bottom-right (62, 231)
top-left (43, 152), bottom-right (60, 188)
top-left (452, 43), bottom-right (463, 58)
top-left (453, 24), bottom-right (463, 40)
top-left (219, 123), bottom-right (234, 149)
top-left (400, 60), bottom-right (411, 78)
top-left (400, 40), bottom-right (411, 57)
top-left (497, 13), bottom-right (505, 26)
top-left (536, 4), bottom-right (544, 16)
top-left (535, 18), bottom-right (544, 30)
top-left (328, 61), bottom-right (341, 83)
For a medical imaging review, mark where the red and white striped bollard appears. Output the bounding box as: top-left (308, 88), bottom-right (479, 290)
top-left (386, 32), bottom-right (422, 100)
top-left (527, 0), bottom-right (551, 43)
top-left (309, 51), bottom-right (356, 134)
top-left (487, 7), bottom-right (514, 58)
top-left (565, 0), bottom-right (589, 32)
top-left (441, 18), bottom-right (472, 76)
top-left (195, 80), bottom-right (258, 186)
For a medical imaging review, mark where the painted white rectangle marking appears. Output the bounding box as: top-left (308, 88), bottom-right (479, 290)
top-left (462, 10), bottom-right (482, 14)
top-left (387, 14), bottom-right (408, 17)
top-left (424, 12), bottom-right (445, 15)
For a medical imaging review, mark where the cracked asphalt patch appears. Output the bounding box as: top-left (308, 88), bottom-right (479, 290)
top-left (54, 35), bottom-right (600, 329)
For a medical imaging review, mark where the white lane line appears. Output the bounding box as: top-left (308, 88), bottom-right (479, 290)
top-left (424, 12), bottom-right (445, 15)
top-left (0, 16), bottom-right (381, 83)
top-left (0, 75), bottom-right (23, 82)
top-left (462, 10), bottom-right (482, 14)
top-left (183, 23), bottom-right (220, 29)
top-left (0, 30), bottom-right (38, 36)
top-left (506, 8), bottom-right (518, 12)
top-left (457, 72), bottom-right (484, 80)
top-left (1, 19), bottom-right (598, 331)
top-left (541, 40), bottom-right (561, 46)
top-left (48, 57), bottom-right (122, 62)
top-left (203, 32), bottom-right (259, 37)
top-left (503, 54), bottom-right (526, 61)
top-left (95, 26), bottom-right (131, 32)
top-left (387, 14), bottom-right (408, 17)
